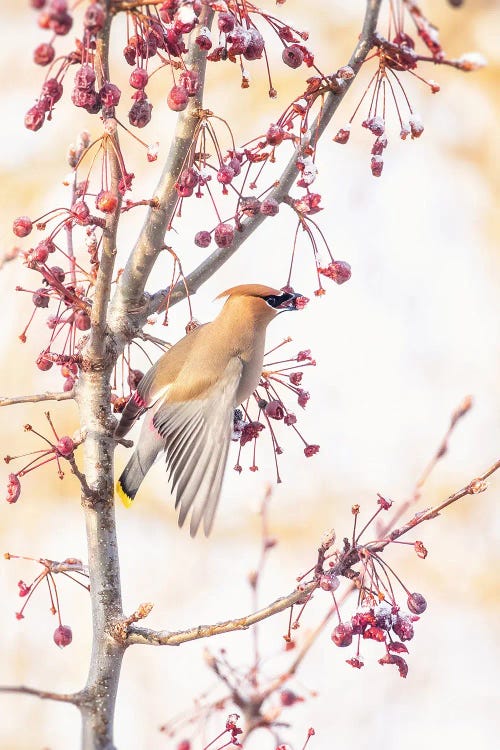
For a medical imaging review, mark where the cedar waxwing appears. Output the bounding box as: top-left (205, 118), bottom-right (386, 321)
top-left (115, 284), bottom-right (304, 536)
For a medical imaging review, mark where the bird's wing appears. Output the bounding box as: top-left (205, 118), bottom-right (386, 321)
top-left (152, 356), bottom-right (242, 536)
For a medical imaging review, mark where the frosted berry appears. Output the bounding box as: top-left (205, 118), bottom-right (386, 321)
top-left (217, 165), bottom-right (235, 185)
top-left (194, 230), bottom-right (211, 248)
top-left (218, 12), bottom-right (235, 33)
top-left (167, 85), bottom-right (189, 112)
top-left (74, 310), bottom-right (91, 331)
top-left (56, 436), bottom-right (75, 457)
top-left (243, 27), bottom-right (265, 60)
top-left (227, 25), bottom-right (248, 56)
top-left (195, 31), bottom-right (212, 51)
top-left (392, 615), bottom-right (414, 641)
top-left (34, 42), bottom-right (55, 66)
top-left (13, 216), bottom-right (33, 238)
top-left (214, 223), bottom-right (234, 248)
top-left (260, 198), bottom-right (279, 216)
top-left (407, 592), bottom-right (427, 615)
top-left (96, 190), bottom-right (118, 213)
top-left (266, 124), bottom-right (284, 146)
top-left (331, 622), bottom-right (353, 647)
top-left (282, 44), bottom-right (304, 69)
top-left (53, 624), bottom-right (72, 648)
top-left (84, 2), bottom-right (105, 33)
top-left (265, 400), bottom-right (284, 420)
top-left (129, 68), bottom-right (149, 89)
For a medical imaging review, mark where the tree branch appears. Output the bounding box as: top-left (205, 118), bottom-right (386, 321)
top-left (142, 0), bottom-right (384, 319)
top-left (124, 455), bottom-right (499, 647)
top-left (0, 390), bottom-right (74, 408)
top-left (108, 5), bottom-right (215, 333)
top-left (0, 685), bottom-right (80, 704)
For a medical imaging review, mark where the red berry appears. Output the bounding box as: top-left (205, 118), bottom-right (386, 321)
top-left (176, 742), bottom-right (191, 750)
top-left (392, 615), bottom-right (414, 641)
top-left (41, 78), bottom-right (63, 105)
top-left (282, 44), bottom-right (304, 69)
top-left (37, 351), bottom-right (53, 371)
top-left (266, 124), bottom-right (284, 146)
top-left (280, 689), bottom-right (300, 707)
top-left (74, 64), bottom-right (96, 91)
top-left (99, 82), bottom-right (121, 108)
top-left (56, 436), bottom-right (75, 457)
top-left (96, 190), bottom-right (118, 213)
top-left (333, 127), bottom-right (351, 144)
top-left (72, 200), bottom-right (90, 224)
top-left (227, 25), bottom-right (248, 56)
top-left (84, 2), bottom-right (105, 33)
top-left (243, 27), bottom-right (264, 60)
top-left (63, 377), bottom-right (75, 392)
top-left (53, 624), bottom-right (72, 648)
top-left (127, 369), bottom-right (144, 389)
top-left (13, 216), bottom-right (33, 237)
top-left (48, 265), bottom-right (65, 283)
top-left (304, 444), bottom-right (320, 457)
top-left (195, 32), bottom-right (212, 51)
top-left (167, 85), bottom-right (188, 112)
top-left (129, 67), bottom-right (149, 89)
top-left (74, 310), bottom-right (91, 331)
top-left (214, 223), bottom-right (234, 248)
top-left (194, 231), bottom-right (211, 248)
top-left (179, 168), bottom-right (198, 189)
top-left (33, 42), bottom-right (55, 66)
top-left (331, 622), bottom-right (353, 647)
top-left (217, 165), bottom-right (235, 185)
top-left (407, 592), bottom-right (427, 615)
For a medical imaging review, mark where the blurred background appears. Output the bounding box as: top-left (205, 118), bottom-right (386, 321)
top-left (0, 1), bottom-right (499, 748)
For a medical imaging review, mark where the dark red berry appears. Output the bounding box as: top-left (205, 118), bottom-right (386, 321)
top-left (331, 622), bottom-right (353, 647)
top-left (392, 615), bottom-right (414, 641)
top-left (407, 592), bottom-right (427, 615)
top-left (218, 12), bottom-right (235, 33)
top-left (6, 474), bottom-right (21, 504)
top-left (41, 78), bottom-right (63, 105)
top-left (84, 2), bottom-right (105, 33)
top-left (33, 42), bottom-right (55, 66)
top-left (37, 351), bottom-right (53, 371)
top-left (194, 230), bottom-right (211, 248)
top-left (214, 223), bottom-right (234, 248)
top-left (243, 27), bottom-right (264, 60)
top-left (53, 624), bottom-right (72, 648)
top-left (195, 32), bottom-right (212, 51)
top-left (129, 67), bottom-right (149, 89)
top-left (128, 99), bottom-right (152, 128)
top-left (178, 69), bottom-right (199, 96)
top-left (56, 436), bottom-right (75, 457)
top-left (282, 44), bottom-right (304, 69)
top-left (99, 82), bottom-right (121, 108)
top-left (265, 400), bottom-right (284, 420)
top-left (266, 124), bottom-right (284, 146)
top-left (74, 64), bottom-right (96, 91)
top-left (304, 444), bottom-right (320, 457)
top-left (260, 197), bottom-right (279, 216)
top-left (25, 104), bottom-right (45, 131)
top-left (167, 85), bottom-right (189, 111)
top-left (217, 165), bottom-right (235, 185)
top-left (48, 266), bottom-right (65, 283)
top-left (33, 288), bottom-right (50, 308)
top-left (72, 200), bottom-right (90, 224)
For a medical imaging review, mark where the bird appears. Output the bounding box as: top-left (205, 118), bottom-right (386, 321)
top-left (115, 284), bottom-right (305, 537)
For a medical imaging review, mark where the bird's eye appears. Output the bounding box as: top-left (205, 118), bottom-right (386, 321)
top-left (265, 295), bottom-right (278, 307)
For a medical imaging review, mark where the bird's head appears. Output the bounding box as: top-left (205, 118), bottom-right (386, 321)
top-left (217, 284), bottom-right (307, 322)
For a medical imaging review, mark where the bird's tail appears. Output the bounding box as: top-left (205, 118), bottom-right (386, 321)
top-left (116, 423), bottom-right (162, 507)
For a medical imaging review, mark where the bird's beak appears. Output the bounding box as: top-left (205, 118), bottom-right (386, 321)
top-left (277, 292), bottom-right (308, 311)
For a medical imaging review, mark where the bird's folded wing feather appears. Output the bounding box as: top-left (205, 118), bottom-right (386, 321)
top-left (152, 357), bottom-right (243, 536)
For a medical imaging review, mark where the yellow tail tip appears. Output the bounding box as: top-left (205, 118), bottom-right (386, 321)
top-left (116, 480), bottom-right (133, 508)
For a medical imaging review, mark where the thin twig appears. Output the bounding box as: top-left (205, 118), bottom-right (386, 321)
top-left (0, 685), bottom-right (80, 704)
top-left (0, 390), bottom-right (74, 408)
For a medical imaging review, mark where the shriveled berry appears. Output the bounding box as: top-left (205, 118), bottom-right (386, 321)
top-left (227, 25), bottom-right (248, 55)
top-left (129, 67), bottom-right (149, 89)
top-left (13, 216), bottom-right (33, 238)
top-left (99, 82), bottom-right (121, 108)
top-left (217, 165), bottom-right (235, 185)
top-left (179, 168), bottom-right (198, 189)
top-left (240, 197), bottom-right (261, 215)
top-left (282, 44), bottom-right (304, 69)
top-left (331, 622), bottom-right (353, 647)
top-left (304, 444), bottom-right (320, 457)
top-left (72, 200), bottom-right (90, 224)
top-left (265, 400), bottom-right (284, 420)
top-left (392, 615), bottom-right (414, 641)
top-left (127, 369), bottom-right (144, 389)
top-left (178, 69), bottom-right (199, 96)
top-left (48, 266), bottom-right (65, 283)
top-left (41, 78), bottom-right (63, 105)
top-left (319, 260), bottom-right (352, 284)
top-left (333, 126), bottom-right (351, 144)
top-left (266, 124), bottom-right (284, 146)
top-left (74, 310), bottom-right (91, 331)
top-left (195, 31), bottom-right (212, 51)
top-left (243, 27), bottom-right (265, 60)
top-left (49, 9), bottom-right (73, 36)
top-left (34, 42), bottom-right (55, 66)
top-left (214, 223), bottom-right (234, 248)
top-left (194, 230), bottom-right (211, 248)
top-left (84, 2), bottom-right (105, 33)
top-left (128, 99), bottom-right (152, 128)
top-left (33, 288), bottom-right (50, 308)
top-left (260, 197), bottom-right (279, 216)
top-left (167, 85), bottom-right (189, 112)
top-left (56, 436), bottom-right (75, 457)
top-left (6, 473), bottom-right (21, 504)
top-left (63, 377), bottom-right (75, 392)
top-left (25, 104), bottom-right (45, 131)
top-left (407, 592), bottom-right (427, 615)
top-left (96, 190), bottom-right (118, 213)
top-left (74, 64), bottom-right (96, 91)
top-left (53, 624), bottom-right (72, 648)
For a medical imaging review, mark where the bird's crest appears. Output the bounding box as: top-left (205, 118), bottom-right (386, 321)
top-left (216, 283), bottom-right (282, 300)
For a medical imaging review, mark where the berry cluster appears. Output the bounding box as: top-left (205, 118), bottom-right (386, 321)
top-left (333, 0), bottom-right (485, 175)
top-left (233, 335), bottom-right (320, 477)
top-left (4, 552), bottom-right (89, 649)
top-left (4, 413), bottom-right (81, 505)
